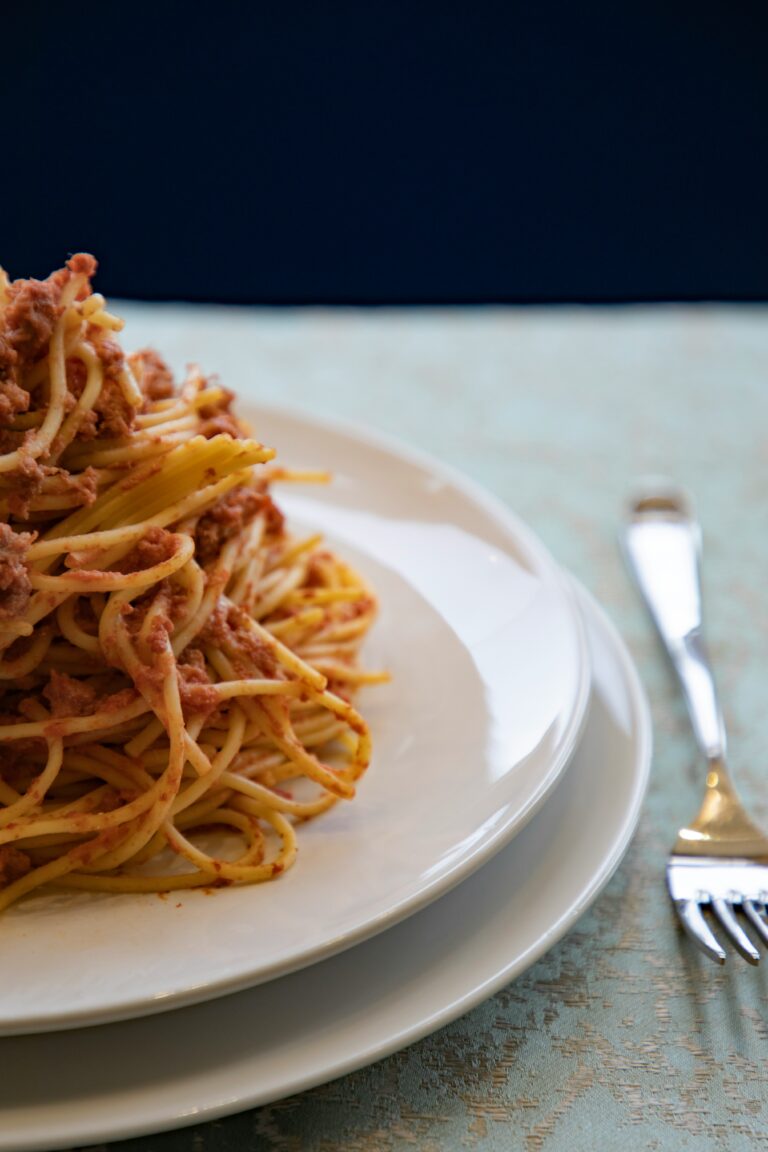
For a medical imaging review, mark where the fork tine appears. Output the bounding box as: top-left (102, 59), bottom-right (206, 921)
top-left (675, 899), bottom-right (726, 964)
top-left (711, 898), bottom-right (760, 964)
top-left (742, 901), bottom-right (768, 946)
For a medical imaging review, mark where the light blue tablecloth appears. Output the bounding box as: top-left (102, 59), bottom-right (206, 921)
top-left (80, 303), bottom-right (768, 1152)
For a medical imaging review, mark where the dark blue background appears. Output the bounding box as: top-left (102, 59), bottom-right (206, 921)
top-left (3, 2), bottom-right (767, 302)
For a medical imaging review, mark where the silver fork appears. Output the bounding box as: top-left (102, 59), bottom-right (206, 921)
top-left (622, 486), bottom-right (768, 964)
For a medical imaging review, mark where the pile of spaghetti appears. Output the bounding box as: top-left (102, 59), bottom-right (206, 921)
top-left (0, 255), bottom-right (383, 914)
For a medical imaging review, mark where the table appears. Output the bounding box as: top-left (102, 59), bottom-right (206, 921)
top-left (75, 303), bottom-right (768, 1151)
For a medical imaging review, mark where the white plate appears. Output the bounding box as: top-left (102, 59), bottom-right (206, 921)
top-left (0, 582), bottom-right (651, 1152)
top-left (0, 406), bottom-right (590, 1035)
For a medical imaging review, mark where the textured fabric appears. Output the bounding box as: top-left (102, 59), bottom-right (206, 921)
top-left (76, 304), bottom-right (768, 1151)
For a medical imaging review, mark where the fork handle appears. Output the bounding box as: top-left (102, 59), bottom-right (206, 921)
top-left (622, 487), bottom-right (727, 765)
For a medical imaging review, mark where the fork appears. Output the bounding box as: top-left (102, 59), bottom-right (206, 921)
top-left (622, 486), bottom-right (768, 964)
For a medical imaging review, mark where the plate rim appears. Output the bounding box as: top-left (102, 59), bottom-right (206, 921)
top-left (0, 579), bottom-right (651, 1152)
top-left (0, 401), bottom-right (591, 1034)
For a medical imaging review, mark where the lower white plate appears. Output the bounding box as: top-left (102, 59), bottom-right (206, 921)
top-left (0, 581), bottom-right (651, 1152)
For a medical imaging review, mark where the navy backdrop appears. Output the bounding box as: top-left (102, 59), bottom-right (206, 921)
top-left (2, 1), bottom-right (767, 302)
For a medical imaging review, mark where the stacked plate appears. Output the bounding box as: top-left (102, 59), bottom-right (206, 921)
top-left (0, 406), bottom-right (652, 1151)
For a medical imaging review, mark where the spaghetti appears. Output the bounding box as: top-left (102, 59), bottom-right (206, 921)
top-left (0, 255), bottom-right (384, 913)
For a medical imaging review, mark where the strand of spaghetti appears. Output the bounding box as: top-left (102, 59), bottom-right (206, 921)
top-left (0, 824), bottom-right (140, 914)
top-left (0, 661), bottom-right (185, 848)
top-left (48, 870), bottom-right (216, 894)
top-left (271, 532), bottom-right (324, 569)
top-left (266, 607), bottom-right (325, 639)
top-left (135, 387), bottom-right (229, 428)
top-left (116, 362), bottom-right (144, 409)
top-left (219, 769), bottom-right (338, 819)
top-left (0, 780), bottom-right (21, 805)
top-left (84, 304), bottom-right (123, 331)
top-left (168, 538), bottom-right (241, 655)
top-left (48, 342), bottom-right (103, 461)
top-left (55, 672), bottom-right (225, 880)
top-left (0, 493), bottom-right (94, 516)
top-left (55, 598), bottom-right (101, 655)
top-left (225, 517), bottom-right (267, 605)
top-left (0, 626), bottom-right (54, 678)
top-left (28, 469), bottom-right (253, 562)
top-left (181, 734), bottom-right (214, 778)
top-left (287, 587), bottom-right (367, 607)
top-left (27, 785), bottom-right (121, 829)
top-left (209, 679), bottom-right (305, 701)
top-left (0, 696), bottom-right (148, 742)
top-left (0, 620), bottom-right (35, 643)
top-left (73, 810), bottom-right (163, 874)
top-left (63, 431), bottom-right (196, 470)
top-left (169, 708), bottom-right (247, 817)
top-left (255, 696), bottom-right (356, 800)
top-left (59, 273), bottom-right (88, 308)
top-left (306, 662), bottom-right (390, 686)
top-left (81, 293), bottom-right (106, 317)
top-left (173, 558), bottom-right (206, 625)
top-left (263, 467), bottom-right (331, 485)
top-left (72, 741), bottom-right (156, 780)
top-left (163, 807), bottom-right (265, 874)
top-left (0, 738), bottom-right (63, 829)
top-left (29, 534), bottom-right (194, 593)
top-left (67, 414), bottom-right (199, 452)
top-left (222, 599), bottom-right (328, 690)
top-left (109, 600), bottom-right (214, 781)
top-left (44, 436), bottom-right (271, 544)
top-left (173, 789), bottom-right (238, 832)
top-left (61, 753), bottom-right (152, 795)
top-left (96, 440), bottom-right (272, 530)
top-left (124, 717), bottom-right (165, 758)
top-left (125, 717), bottom-right (214, 863)
top-left (161, 808), bottom-right (295, 882)
top-left (250, 562), bottom-right (309, 620)
top-left (0, 773), bottom-right (167, 845)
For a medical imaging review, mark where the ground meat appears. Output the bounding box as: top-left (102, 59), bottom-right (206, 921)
top-left (65, 465), bottom-right (99, 507)
top-left (1, 256), bottom-right (97, 430)
top-left (304, 550), bottom-right (334, 588)
top-left (0, 277), bottom-right (63, 426)
top-left (3, 452), bottom-right (47, 518)
top-left (114, 527), bottom-right (177, 574)
top-left (128, 349), bottom-right (175, 402)
top-left (0, 845), bottom-right (32, 888)
top-left (65, 356), bottom-right (87, 396)
top-left (66, 253), bottom-right (98, 281)
top-left (201, 601), bottom-right (277, 678)
top-left (75, 408), bottom-right (99, 441)
top-left (5, 460), bottom-right (96, 520)
top-left (96, 337), bottom-right (125, 375)
top-left (120, 580), bottom-right (188, 659)
top-left (0, 523), bottom-right (34, 618)
top-left (145, 612), bottom-right (174, 654)
top-left (93, 376), bottom-right (135, 439)
top-left (1, 278), bottom-right (61, 369)
top-left (177, 648), bottom-right (219, 717)
top-left (197, 387), bottom-right (247, 439)
top-left (0, 372), bottom-right (29, 425)
top-left (199, 412), bottom-right (243, 439)
top-left (199, 388), bottom-right (235, 419)
top-left (42, 670), bottom-right (98, 718)
top-left (194, 485), bottom-right (284, 566)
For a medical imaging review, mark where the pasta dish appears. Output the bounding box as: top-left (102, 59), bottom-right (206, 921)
top-left (0, 255), bottom-right (383, 914)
